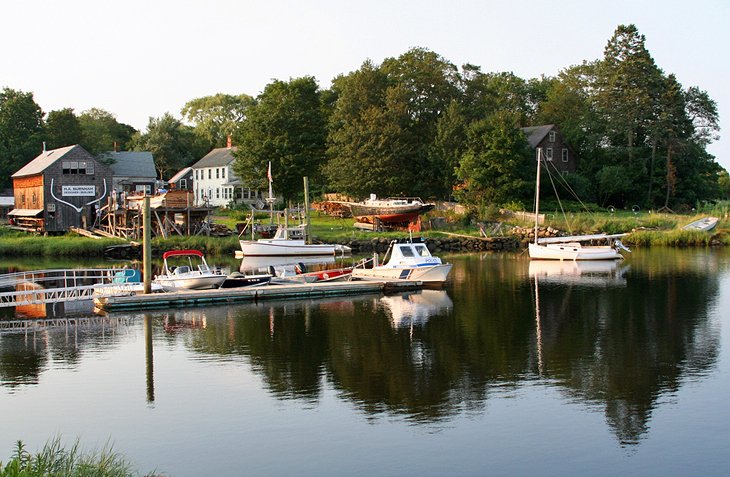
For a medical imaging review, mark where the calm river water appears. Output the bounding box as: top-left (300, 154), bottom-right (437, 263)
top-left (1, 248), bottom-right (729, 476)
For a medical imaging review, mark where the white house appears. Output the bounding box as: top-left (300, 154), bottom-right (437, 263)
top-left (190, 146), bottom-right (264, 208)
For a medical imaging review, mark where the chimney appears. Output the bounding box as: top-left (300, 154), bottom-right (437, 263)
top-left (42, 141), bottom-right (47, 152)
top-left (226, 135), bottom-right (232, 149)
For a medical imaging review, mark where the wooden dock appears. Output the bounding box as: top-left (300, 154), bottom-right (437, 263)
top-left (94, 280), bottom-right (422, 311)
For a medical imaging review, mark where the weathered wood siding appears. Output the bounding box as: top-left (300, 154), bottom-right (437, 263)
top-left (537, 128), bottom-right (576, 173)
top-left (42, 148), bottom-right (113, 232)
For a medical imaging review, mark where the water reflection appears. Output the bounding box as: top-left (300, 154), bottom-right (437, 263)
top-left (0, 250), bottom-right (724, 446)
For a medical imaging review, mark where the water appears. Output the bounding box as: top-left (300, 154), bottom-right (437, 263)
top-left (1, 249), bottom-right (729, 476)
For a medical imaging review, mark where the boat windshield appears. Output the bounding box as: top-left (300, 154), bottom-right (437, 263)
top-left (399, 245), bottom-right (415, 257)
top-left (414, 244), bottom-right (430, 257)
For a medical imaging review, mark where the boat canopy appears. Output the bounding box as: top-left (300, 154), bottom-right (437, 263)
top-left (162, 249), bottom-right (204, 259)
top-left (537, 233), bottom-right (627, 245)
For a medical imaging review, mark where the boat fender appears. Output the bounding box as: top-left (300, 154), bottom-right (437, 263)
top-left (295, 262), bottom-right (307, 274)
top-left (322, 272), bottom-right (329, 280)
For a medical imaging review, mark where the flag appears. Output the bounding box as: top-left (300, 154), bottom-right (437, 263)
top-left (267, 161), bottom-right (273, 183)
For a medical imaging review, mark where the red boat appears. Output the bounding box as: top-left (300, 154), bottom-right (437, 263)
top-left (347, 195), bottom-right (434, 223)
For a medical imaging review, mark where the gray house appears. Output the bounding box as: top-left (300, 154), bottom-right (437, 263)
top-left (168, 166), bottom-right (193, 191)
top-left (521, 124), bottom-right (576, 173)
top-left (101, 151), bottom-right (157, 195)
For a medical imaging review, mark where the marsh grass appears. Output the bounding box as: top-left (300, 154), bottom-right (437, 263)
top-left (0, 437), bottom-right (139, 477)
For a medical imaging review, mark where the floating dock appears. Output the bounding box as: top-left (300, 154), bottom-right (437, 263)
top-left (93, 280), bottom-right (422, 311)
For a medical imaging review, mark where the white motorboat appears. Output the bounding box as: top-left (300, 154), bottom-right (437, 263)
top-left (351, 240), bottom-right (452, 284)
top-left (528, 149), bottom-right (629, 261)
top-left (682, 216), bottom-right (719, 232)
top-left (239, 225), bottom-right (350, 256)
top-left (153, 249), bottom-right (226, 291)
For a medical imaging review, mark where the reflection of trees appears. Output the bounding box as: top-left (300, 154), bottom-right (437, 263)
top-left (0, 334), bottom-right (48, 387)
top-left (532, 249), bottom-right (720, 445)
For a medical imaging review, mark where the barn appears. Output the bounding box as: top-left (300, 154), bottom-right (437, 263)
top-left (10, 145), bottom-right (113, 233)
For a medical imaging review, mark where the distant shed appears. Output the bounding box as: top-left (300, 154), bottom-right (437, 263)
top-left (101, 151), bottom-right (157, 195)
top-left (10, 145), bottom-right (113, 233)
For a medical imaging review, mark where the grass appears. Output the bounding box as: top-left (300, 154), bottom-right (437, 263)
top-left (0, 437), bottom-right (149, 477)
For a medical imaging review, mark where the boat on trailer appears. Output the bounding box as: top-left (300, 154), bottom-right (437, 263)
top-left (347, 195), bottom-right (434, 223)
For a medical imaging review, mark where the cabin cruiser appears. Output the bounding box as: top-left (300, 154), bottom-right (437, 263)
top-left (351, 240), bottom-right (452, 284)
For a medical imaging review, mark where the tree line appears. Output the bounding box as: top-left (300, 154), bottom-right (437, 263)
top-left (0, 25), bottom-right (724, 211)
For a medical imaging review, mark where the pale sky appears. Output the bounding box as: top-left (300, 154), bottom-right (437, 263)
top-left (2, 0), bottom-right (728, 169)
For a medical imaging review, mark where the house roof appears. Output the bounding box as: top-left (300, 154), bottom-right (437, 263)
top-left (520, 124), bottom-right (555, 148)
top-left (12, 145), bottom-right (80, 177)
top-left (168, 167), bottom-right (192, 183)
top-left (101, 151), bottom-right (157, 179)
top-left (192, 147), bottom-right (237, 168)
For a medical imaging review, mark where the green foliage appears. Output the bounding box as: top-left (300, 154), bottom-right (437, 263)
top-left (0, 437), bottom-right (136, 477)
top-left (128, 113), bottom-right (206, 179)
top-left (78, 108), bottom-right (136, 155)
top-left (0, 88), bottom-right (44, 189)
top-left (44, 108), bottom-right (83, 150)
top-left (181, 93), bottom-right (254, 148)
top-left (233, 77), bottom-right (327, 204)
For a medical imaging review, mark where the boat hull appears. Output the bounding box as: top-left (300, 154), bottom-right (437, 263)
top-left (349, 203), bottom-right (434, 223)
top-left (153, 274), bottom-right (227, 291)
top-left (240, 240), bottom-right (336, 256)
top-left (351, 263), bottom-right (453, 283)
top-left (529, 243), bottom-right (623, 261)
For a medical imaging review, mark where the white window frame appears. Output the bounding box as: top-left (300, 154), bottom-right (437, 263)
top-left (562, 149), bottom-right (569, 162)
top-left (546, 147), bottom-right (553, 161)
top-left (549, 131), bottom-right (556, 142)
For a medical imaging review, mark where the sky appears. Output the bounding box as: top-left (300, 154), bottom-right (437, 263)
top-left (2, 0), bottom-right (728, 169)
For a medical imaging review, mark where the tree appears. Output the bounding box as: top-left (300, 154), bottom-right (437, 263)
top-left (128, 113), bottom-right (204, 179)
top-left (0, 88), bottom-right (44, 188)
top-left (233, 77), bottom-right (327, 204)
top-left (181, 93), bottom-right (254, 149)
top-left (45, 108), bottom-right (83, 149)
top-left (455, 111), bottom-right (532, 208)
top-left (78, 108), bottom-right (136, 155)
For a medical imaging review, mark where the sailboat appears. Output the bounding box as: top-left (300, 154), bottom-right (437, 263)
top-left (528, 149), bottom-right (630, 261)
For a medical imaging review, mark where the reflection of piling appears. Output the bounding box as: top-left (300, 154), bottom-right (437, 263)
top-left (144, 314), bottom-right (154, 403)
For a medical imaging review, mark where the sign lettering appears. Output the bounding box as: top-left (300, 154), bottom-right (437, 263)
top-left (62, 185), bottom-right (96, 197)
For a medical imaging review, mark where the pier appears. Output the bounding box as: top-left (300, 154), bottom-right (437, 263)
top-left (94, 280), bottom-right (422, 311)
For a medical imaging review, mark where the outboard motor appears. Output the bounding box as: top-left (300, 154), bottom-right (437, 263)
top-left (295, 262), bottom-right (307, 274)
top-left (614, 240), bottom-right (631, 253)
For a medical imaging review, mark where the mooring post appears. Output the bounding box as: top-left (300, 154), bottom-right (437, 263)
top-left (303, 176), bottom-right (311, 244)
top-left (143, 196), bottom-right (152, 294)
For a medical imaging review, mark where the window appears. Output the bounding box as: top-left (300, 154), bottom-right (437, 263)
top-left (222, 168), bottom-right (226, 179)
top-left (243, 189), bottom-right (251, 199)
top-left (546, 148), bottom-right (553, 161)
top-left (216, 188), bottom-right (220, 199)
top-left (549, 131), bottom-right (556, 142)
top-left (216, 168), bottom-right (220, 179)
top-left (400, 245), bottom-right (415, 257)
top-left (179, 179), bottom-right (187, 189)
top-left (414, 244), bottom-right (429, 257)
top-left (62, 161), bottom-right (88, 174)
top-left (195, 170), bottom-right (198, 180)
top-left (562, 149), bottom-right (569, 162)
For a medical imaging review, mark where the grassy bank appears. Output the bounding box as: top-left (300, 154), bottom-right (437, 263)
top-left (0, 207), bottom-right (727, 259)
top-left (0, 437), bottom-right (150, 477)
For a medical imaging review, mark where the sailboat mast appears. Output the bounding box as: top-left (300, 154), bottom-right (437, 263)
top-left (534, 148), bottom-right (542, 245)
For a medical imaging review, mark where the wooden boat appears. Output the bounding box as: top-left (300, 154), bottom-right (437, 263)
top-left (682, 216), bottom-right (719, 232)
top-left (528, 149), bottom-right (629, 261)
top-left (351, 240), bottom-right (452, 284)
top-left (239, 225), bottom-right (349, 256)
top-left (153, 250), bottom-right (226, 291)
top-left (347, 195), bottom-right (434, 223)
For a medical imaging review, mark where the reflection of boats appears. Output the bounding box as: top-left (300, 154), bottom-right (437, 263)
top-left (380, 289), bottom-right (453, 327)
top-left (351, 240), bottom-right (452, 284)
top-left (239, 225), bottom-right (349, 256)
top-left (682, 216), bottom-right (719, 232)
top-left (528, 260), bottom-right (628, 287)
top-left (529, 149), bottom-right (629, 261)
top-left (347, 195), bottom-right (434, 223)
top-left (153, 250), bottom-right (226, 291)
